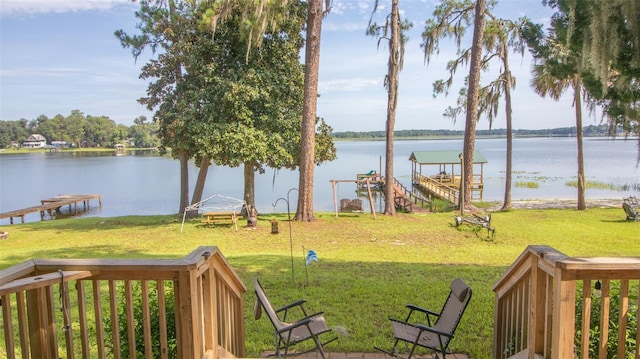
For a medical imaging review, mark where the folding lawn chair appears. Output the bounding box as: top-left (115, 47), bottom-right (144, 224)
top-left (254, 278), bottom-right (337, 358)
top-left (376, 278), bottom-right (472, 359)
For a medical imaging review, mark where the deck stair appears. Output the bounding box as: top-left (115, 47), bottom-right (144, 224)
top-left (389, 177), bottom-right (431, 212)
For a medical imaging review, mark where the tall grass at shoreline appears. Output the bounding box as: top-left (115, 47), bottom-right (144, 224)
top-left (566, 180), bottom-right (640, 192)
top-left (0, 208), bottom-right (637, 358)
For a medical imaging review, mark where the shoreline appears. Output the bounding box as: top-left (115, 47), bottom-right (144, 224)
top-left (488, 198), bottom-right (625, 211)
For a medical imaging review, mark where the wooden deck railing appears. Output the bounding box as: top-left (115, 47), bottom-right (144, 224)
top-left (493, 245), bottom-right (640, 359)
top-left (391, 177), bottom-right (432, 212)
top-left (0, 247), bottom-right (246, 359)
top-left (414, 173), bottom-right (460, 204)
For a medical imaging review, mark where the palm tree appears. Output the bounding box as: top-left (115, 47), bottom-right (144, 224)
top-left (530, 63), bottom-right (586, 210)
top-left (480, 18), bottom-right (525, 210)
top-left (422, 0), bottom-right (487, 212)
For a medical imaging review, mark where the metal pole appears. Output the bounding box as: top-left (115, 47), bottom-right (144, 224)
top-left (286, 188), bottom-right (298, 282)
top-left (459, 153), bottom-right (464, 216)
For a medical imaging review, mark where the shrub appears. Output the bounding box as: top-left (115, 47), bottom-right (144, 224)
top-left (105, 281), bottom-right (177, 358)
top-left (575, 282), bottom-right (638, 359)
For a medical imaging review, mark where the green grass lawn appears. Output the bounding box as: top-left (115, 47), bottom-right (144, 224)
top-left (0, 208), bottom-right (637, 358)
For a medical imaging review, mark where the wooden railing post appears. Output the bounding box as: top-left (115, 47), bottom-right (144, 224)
top-left (551, 265), bottom-right (576, 359)
top-left (177, 267), bottom-right (202, 359)
top-left (203, 261), bottom-right (218, 359)
top-left (26, 286), bottom-right (56, 359)
top-left (529, 256), bottom-right (546, 358)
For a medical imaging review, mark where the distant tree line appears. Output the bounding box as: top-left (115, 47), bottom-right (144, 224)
top-left (332, 124), bottom-right (618, 139)
top-left (1, 115), bottom-right (619, 147)
top-left (0, 110), bottom-right (160, 148)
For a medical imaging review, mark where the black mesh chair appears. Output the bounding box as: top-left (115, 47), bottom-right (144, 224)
top-left (376, 278), bottom-right (472, 359)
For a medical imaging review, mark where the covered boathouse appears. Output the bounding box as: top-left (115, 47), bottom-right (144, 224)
top-left (409, 150), bottom-right (488, 203)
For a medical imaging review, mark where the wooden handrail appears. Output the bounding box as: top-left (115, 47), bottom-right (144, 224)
top-left (0, 247), bottom-right (246, 359)
top-left (391, 176), bottom-right (432, 211)
top-left (493, 245), bottom-right (640, 359)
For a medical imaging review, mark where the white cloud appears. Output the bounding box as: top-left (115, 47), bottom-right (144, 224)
top-left (320, 77), bottom-right (380, 92)
top-left (0, 0), bottom-right (131, 16)
top-left (323, 20), bottom-right (368, 32)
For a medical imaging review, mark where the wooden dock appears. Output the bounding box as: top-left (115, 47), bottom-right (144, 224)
top-left (0, 194), bottom-right (102, 224)
top-left (414, 174), bottom-right (461, 204)
top-left (389, 177), bottom-right (431, 212)
top-left (413, 173), bottom-right (484, 203)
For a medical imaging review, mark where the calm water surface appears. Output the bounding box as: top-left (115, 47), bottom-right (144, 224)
top-left (1, 137), bottom-right (638, 224)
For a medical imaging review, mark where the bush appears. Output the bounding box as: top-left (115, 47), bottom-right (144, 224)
top-left (575, 282), bottom-right (638, 359)
top-left (105, 281), bottom-right (177, 358)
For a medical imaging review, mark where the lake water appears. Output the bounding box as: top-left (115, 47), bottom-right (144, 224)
top-left (1, 137), bottom-right (638, 224)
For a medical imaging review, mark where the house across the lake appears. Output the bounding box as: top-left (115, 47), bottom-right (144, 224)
top-left (22, 134), bottom-right (47, 148)
top-left (51, 141), bottom-right (72, 148)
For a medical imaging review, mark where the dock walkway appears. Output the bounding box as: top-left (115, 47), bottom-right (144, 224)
top-left (390, 177), bottom-right (431, 212)
top-left (0, 194), bottom-right (102, 224)
top-left (414, 174), bottom-right (460, 204)
top-left (413, 173), bottom-right (484, 204)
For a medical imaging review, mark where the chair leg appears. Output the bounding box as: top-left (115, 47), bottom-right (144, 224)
top-left (407, 341), bottom-right (419, 359)
top-left (275, 334), bottom-right (282, 357)
top-left (311, 334), bottom-right (326, 359)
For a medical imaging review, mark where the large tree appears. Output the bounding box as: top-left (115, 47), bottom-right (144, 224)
top-left (188, 3), bottom-right (334, 209)
top-left (437, 17), bottom-right (527, 210)
top-left (523, 3), bottom-right (590, 210)
top-left (116, 0), bottom-right (196, 213)
top-left (368, 0), bottom-right (411, 215)
top-left (422, 0), bottom-right (488, 211)
top-left (120, 0), bottom-right (335, 215)
top-left (460, 0), bottom-right (487, 211)
top-left (567, 0), bottom-right (640, 159)
top-left (295, 0), bottom-right (332, 221)
top-left (207, 0), bottom-right (333, 221)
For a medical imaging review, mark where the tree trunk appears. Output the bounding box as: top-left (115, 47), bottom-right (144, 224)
top-left (384, 0), bottom-right (401, 215)
top-left (295, 0), bottom-right (323, 222)
top-left (187, 156), bottom-right (210, 218)
top-left (179, 150), bottom-right (189, 214)
top-left (574, 76), bottom-right (586, 210)
top-left (462, 0), bottom-right (486, 210)
top-left (170, 0), bottom-right (190, 215)
top-left (501, 47), bottom-right (513, 211)
top-left (243, 161), bottom-right (256, 211)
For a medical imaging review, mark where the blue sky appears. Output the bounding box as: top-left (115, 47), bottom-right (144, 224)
top-left (1, 0), bottom-right (583, 132)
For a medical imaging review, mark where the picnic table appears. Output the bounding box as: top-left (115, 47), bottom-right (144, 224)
top-left (202, 211), bottom-right (238, 230)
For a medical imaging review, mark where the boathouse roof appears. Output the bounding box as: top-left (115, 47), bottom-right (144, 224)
top-left (409, 150), bottom-right (488, 165)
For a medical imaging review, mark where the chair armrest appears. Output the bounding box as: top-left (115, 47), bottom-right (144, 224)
top-left (389, 316), bottom-right (412, 325)
top-left (405, 304), bottom-right (439, 325)
top-left (406, 304), bottom-right (439, 317)
top-left (276, 299), bottom-right (308, 321)
top-left (415, 324), bottom-right (454, 339)
top-left (276, 299), bottom-right (306, 313)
